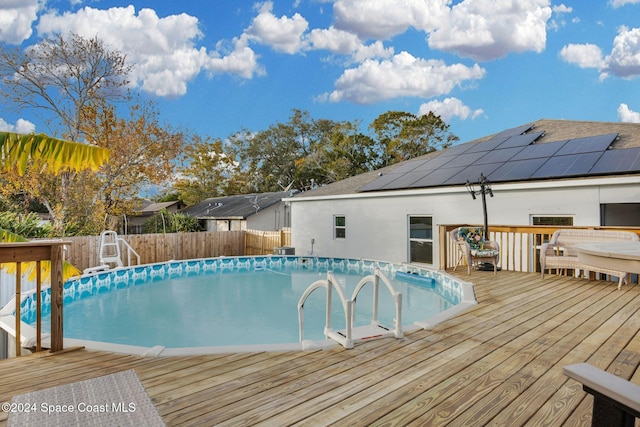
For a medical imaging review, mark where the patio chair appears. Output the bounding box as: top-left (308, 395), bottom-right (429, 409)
top-left (451, 226), bottom-right (500, 275)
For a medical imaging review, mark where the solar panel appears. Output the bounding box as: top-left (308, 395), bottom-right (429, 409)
top-left (532, 152), bottom-right (602, 179)
top-left (410, 166), bottom-right (466, 188)
top-left (590, 147), bottom-right (640, 174)
top-left (475, 147), bottom-right (523, 165)
top-left (511, 140), bottom-right (567, 160)
top-left (495, 132), bottom-right (544, 149)
top-left (438, 141), bottom-right (476, 157)
top-left (444, 163), bottom-right (503, 186)
top-left (379, 170), bottom-right (434, 190)
top-left (387, 158), bottom-right (432, 175)
top-left (491, 123), bottom-right (533, 139)
top-left (443, 151), bottom-right (488, 168)
top-left (413, 155), bottom-right (455, 171)
top-left (556, 133), bottom-right (617, 155)
top-left (465, 137), bottom-right (509, 153)
top-left (488, 158), bottom-right (548, 181)
top-left (358, 173), bottom-right (404, 192)
top-left (358, 124), bottom-right (636, 193)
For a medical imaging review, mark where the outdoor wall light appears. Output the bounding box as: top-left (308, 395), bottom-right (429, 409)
top-left (465, 173), bottom-right (494, 240)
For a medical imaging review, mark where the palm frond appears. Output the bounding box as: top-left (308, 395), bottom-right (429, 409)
top-left (0, 228), bottom-right (82, 282)
top-left (0, 131), bottom-right (110, 175)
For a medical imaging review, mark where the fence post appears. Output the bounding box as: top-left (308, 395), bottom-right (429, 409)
top-left (49, 243), bottom-right (65, 352)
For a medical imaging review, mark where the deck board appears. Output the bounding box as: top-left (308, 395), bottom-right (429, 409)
top-left (1, 270), bottom-right (640, 426)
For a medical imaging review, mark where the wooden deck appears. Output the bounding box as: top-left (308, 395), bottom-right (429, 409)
top-left (1, 269), bottom-right (640, 426)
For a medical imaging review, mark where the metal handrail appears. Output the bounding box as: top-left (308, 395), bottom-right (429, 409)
top-left (297, 268), bottom-right (402, 349)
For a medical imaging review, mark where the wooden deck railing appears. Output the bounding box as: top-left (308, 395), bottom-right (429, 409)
top-left (0, 241), bottom-right (69, 356)
top-left (439, 224), bottom-right (640, 276)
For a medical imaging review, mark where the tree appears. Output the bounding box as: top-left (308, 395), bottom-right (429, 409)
top-left (0, 131), bottom-right (109, 175)
top-left (143, 210), bottom-right (201, 234)
top-left (0, 131), bottom-right (108, 277)
top-left (173, 136), bottom-right (240, 205)
top-left (0, 211), bottom-right (52, 238)
top-left (0, 132), bottom-right (110, 228)
top-left (370, 111), bottom-right (458, 166)
top-left (0, 33), bottom-right (131, 141)
top-left (297, 121), bottom-right (378, 185)
top-left (79, 99), bottom-right (186, 232)
top-left (0, 33), bottom-right (131, 234)
top-left (228, 110), bottom-right (340, 192)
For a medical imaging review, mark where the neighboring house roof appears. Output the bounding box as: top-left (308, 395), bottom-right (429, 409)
top-left (138, 201), bottom-right (183, 214)
top-left (133, 200), bottom-right (184, 217)
top-left (182, 191), bottom-right (293, 219)
top-left (294, 119), bottom-right (640, 198)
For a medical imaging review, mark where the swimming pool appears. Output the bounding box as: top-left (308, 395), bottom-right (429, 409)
top-left (16, 256), bottom-right (476, 355)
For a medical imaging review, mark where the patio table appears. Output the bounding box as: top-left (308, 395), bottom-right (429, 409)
top-left (576, 241), bottom-right (640, 275)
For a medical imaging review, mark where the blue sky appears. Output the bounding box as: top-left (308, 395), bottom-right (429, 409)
top-left (3, 0), bottom-right (640, 145)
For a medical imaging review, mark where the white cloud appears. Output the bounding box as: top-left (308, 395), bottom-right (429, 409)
top-left (548, 3), bottom-right (573, 31)
top-left (0, 117), bottom-right (36, 133)
top-left (553, 4), bottom-right (573, 13)
top-left (245, 1), bottom-right (309, 54)
top-left (418, 98), bottom-right (484, 122)
top-left (618, 103), bottom-right (640, 122)
top-left (611, 0), bottom-right (640, 8)
top-left (351, 41), bottom-right (395, 63)
top-left (0, 0), bottom-right (40, 44)
top-left (559, 43), bottom-right (605, 68)
top-left (429, 0), bottom-right (552, 61)
top-left (308, 27), bottom-right (363, 55)
top-left (561, 26), bottom-right (640, 80)
top-left (36, 5), bottom-right (263, 98)
top-left (333, 0), bottom-right (448, 39)
top-left (604, 26), bottom-right (640, 78)
top-left (208, 36), bottom-right (265, 79)
top-left (307, 27), bottom-right (394, 62)
top-left (326, 51), bottom-right (486, 104)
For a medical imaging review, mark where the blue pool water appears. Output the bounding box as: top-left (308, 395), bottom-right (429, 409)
top-left (22, 256), bottom-right (465, 350)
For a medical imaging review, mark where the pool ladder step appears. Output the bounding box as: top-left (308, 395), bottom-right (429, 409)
top-left (297, 268), bottom-right (403, 349)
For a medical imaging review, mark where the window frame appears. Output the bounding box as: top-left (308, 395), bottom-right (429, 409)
top-left (530, 215), bottom-right (574, 227)
top-left (408, 215), bottom-right (433, 265)
top-left (334, 215), bottom-right (346, 239)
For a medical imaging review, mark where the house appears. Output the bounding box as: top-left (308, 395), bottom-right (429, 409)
top-left (181, 191), bottom-right (293, 231)
top-left (126, 200), bottom-right (185, 234)
top-left (287, 119), bottom-right (640, 267)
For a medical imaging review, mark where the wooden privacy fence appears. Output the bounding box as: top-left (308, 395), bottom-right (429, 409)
top-left (245, 228), bottom-right (292, 255)
top-left (64, 228), bottom-right (292, 272)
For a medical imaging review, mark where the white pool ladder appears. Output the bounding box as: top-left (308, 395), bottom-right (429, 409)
top-left (83, 230), bottom-right (140, 274)
top-left (297, 268), bottom-right (403, 349)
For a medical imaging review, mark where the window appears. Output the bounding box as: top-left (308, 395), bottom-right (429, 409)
top-left (532, 215), bottom-right (574, 246)
top-left (334, 215), bottom-right (346, 239)
top-left (601, 203), bottom-right (640, 226)
top-left (409, 216), bottom-right (433, 264)
top-left (532, 216), bottom-right (574, 226)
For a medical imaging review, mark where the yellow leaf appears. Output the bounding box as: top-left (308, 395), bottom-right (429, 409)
top-left (0, 131), bottom-right (110, 176)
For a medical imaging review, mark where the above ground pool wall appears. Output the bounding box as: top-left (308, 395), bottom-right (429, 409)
top-left (1, 255), bottom-right (475, 357)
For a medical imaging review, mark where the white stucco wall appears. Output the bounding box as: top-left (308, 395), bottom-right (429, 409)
top-left (288, 176), bottom-right (640, 266)
top-left (247, 202), bottom-right (290, 231)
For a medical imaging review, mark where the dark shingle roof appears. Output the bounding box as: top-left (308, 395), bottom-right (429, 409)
top-left (182, 191), bottom-right (292, 219)
top-left (293, 119), bottom-right (640, 198)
